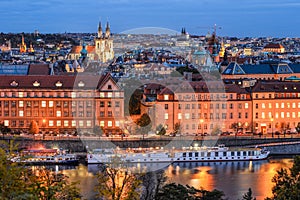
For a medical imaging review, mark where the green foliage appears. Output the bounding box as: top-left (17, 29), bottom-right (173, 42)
top-left (174, 122), bottom-right (182, 135)
top-left (135, 113), bottom-right (152, 135)
top-left (156, 183), bottom-right (225, 200)
top-left (29, 120), bottom-right (39, 135)
top-left (176, 66), bottom-right (200, 75)
top-left (95, 165), bottom-right (142, 200)
top-left (156, 124), bottom-right (166, 135)
top-left (0, 145), bottom-right (81, 200)
top-left (266, 155), bottom-right (300, 200)
top-left (211, 125), bottom-right (222, 135)
top-left (0, 122), bottom-right (11, 135)
top-left (242, 188), bottom-right (256, 200)
top-left (295, 122), bottom-right (300, 133)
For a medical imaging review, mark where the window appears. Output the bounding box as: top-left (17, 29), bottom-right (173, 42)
top-left (230, 104), bottom-right (233, 109)
top-left (100, 111), bottom-right (105, 117)
top-left (115, 101), bottom-right (120, 107)
top-left (19, 101), bottom-right (24, 107)
top-left (255, 113), bottom-right (258, 119)
top-left (49, 120), bottom-right (54, 127)
top-left (108, 111), bottom-right (112, 117)
top-left (281, 112), bottom-right (284, 118)
top-left (262, 103), bottom-right (265, 109)
top-left (72, 121), bottom-right (76, 127)
top-left (185, 113), bottom-right (190, 119)
top-left (57, 120), bottom-right (61, 126)
top-left (108, 92), bottom-right (112, 98)
top-left (164, 95), bottom-right (169, 100)
top-left (245, 103), bottom-right (248, 109)
top-left (79, 121), bottom-right (84, 127)
top-left (276, 103), bottom-right (279, 109)
top-left (281, 103), bottom-right (284, 108)
top-left (100, 121), bottom-right (105, 127)
top-left (100, 92), bottom-right (105, 97)
top-left (108, 101), bottom-right (112, 107)
top-left (87, 121), bottom-right (92, 127)
top-left (108, 85), bottom-right (112, 89)
top-left (19, 111), bottom-right (24, 117)
top-left (108, 121), bottom-right (112, 127)
top-left (115, 121), bottom-right (120, 127)
top-left (56, 111), bottom-right (61, 117)
top-left (269, 103), bottom-right (272, 109)
top-left (245, 113), bottom-right (248, 119)
top-left (178, 113), bottom-right (182, 120)
top-left (255, 104), bottom-right (258, 109)
top-left (56, 101), bottom-right (61, 107)
top-left (164, 113), bottom-right (169, 120)
top-left (11, 101), bottom-right (16, 108)
top-left (64, 101), bottom-right (68, 108)
top-left (178, 104), bottom-right (181, 109)
top-left (100, 101), bottom-right (104, 107)
top-left (18, 92), bottom-right (24, 97)
top-left (165, 104), bottom-right (168, 109)
top-left (64, 121), bottom-right (69, 127)
top-left (261, 112), bottom-right (265, 119)
top-left (238, 103), bottom-right (242, 109)
top-left (185, 104), bottom-right (190, 109)
top-left (49, 101), bottom-right (54, 107)
top-left (238, 113), bottom-right (242, 119)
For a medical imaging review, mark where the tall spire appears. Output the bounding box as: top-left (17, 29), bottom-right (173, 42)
top-left (105, 21), bottom-right (110, 38)
top-left (98, 21), bottom-right (103, 38)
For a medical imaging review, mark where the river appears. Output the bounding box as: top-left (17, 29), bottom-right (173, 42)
top-left (56, 156), bottom-right (294, 200)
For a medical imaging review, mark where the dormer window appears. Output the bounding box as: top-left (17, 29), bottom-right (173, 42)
top-left (10, 81), bottom-right (19, 87)
top-left (33, 81), bottom-right (40, 87)
top-left (284, 86), bottom-right (287, 90)
top-left (108, 85), bottom-right (112, 90)
top-left (78, 81), bottom-right (85, 87)
top-left (55, 81), bottom-right (63, 87)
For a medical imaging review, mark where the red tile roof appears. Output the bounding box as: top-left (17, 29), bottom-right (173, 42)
top-left (28, 64), bottom-right (50, 75)
top-left (70, 45), bottom-right (95, 54)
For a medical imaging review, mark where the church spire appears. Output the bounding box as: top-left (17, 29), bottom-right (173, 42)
top-left (98, 21), bottom-right (103, 38)
top-left (105, 21), bottom-right (110, 38)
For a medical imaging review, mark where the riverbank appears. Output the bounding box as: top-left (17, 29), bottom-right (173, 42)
top-left (1, 135), bottom-right (300, 155)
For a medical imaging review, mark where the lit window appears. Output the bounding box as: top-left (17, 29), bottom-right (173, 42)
top-left (292, 112), bottom-right (296, 118)
top-left (287, 112), bottom-right (290, 118)
top-left (18, 92), bottom-right (23, 97)
top-left (245, 103), bottom-right (249, 109)
top-left (49, 101), bottom-right (54, 107)
top-left (64, 121), bottom-right (69, 127)
top-left (178, 113), bottom-right (182, 120)
top-left (100, 121), bottom-right (105, 127)
top-left (115, 92), bottom-right (120, 97)
top-left (72, 121), bottom-right (76, 127)
top-left (269, 103), bottom-right (272, 109)
top-left (19, 101), bottom-right (24, 107)
top-left (276, 103), bottom-right (279, 109)
top-left (164, 95), bottom-right (169, 100)
top-left (185, 113), bottom-right (190, 119)
top-left (79, 121), bottom-right (84, 127)
top-left (292, 103), bottom-right (296, 108)
top-left (19, 110), bottom-right (24, 117)
top-left (107, 92), bottom-right (112, 98)
top-left (87, 121), bottom-right (92, 127)
top-left (4, 120), bottom-right (9, 126)
top-left (57, 120), bottom-right (61, 126)
top-left (164, 113), bottom-right (169, 120)
top-left (268, 112), bottom-right (272, 118)
top-left (41, 101), bottom-right (46, 107)
top-left (49, 120), bottom-right (54, 127)
top-left (275, 112), bottom-right (279, 119)
top-left (287, 103), bottom-right (290, 108)
top-left (261, 112), bottom-right (265, 119)
top-left (108, 121), bottom-right (112, 127)
top-left (56, 111), bottom-right (61, 117)
top-left (100, 92), bottom-right (105, 97)
top-left (281, 112), bottom-right (285, 118)
top-left (71, 92), bottom-right (76, 98)
top-left (115, 121), bottom-right (120, 127)
top-left (281, 103), bottom-right (284, 108)
top-left (262, 103), bottom-right (265, 109)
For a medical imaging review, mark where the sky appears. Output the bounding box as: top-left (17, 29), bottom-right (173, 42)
top-left (0, 0), bottom-right (299, 37)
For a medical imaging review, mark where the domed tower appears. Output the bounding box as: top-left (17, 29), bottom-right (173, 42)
top-left (105, 21), bottom-right (110, 38)
top-left (98, 21), bottom-right (103, 38)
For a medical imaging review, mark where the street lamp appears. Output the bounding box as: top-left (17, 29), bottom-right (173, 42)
top-left (270, 118), bottom-right (274, 138)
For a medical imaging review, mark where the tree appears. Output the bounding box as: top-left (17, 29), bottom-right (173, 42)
top-left (211, 125), bottom-right (222, 135)
top-left (135, 113), bottom-right (152, 135)
top-left (0, 143), bottom-right (81, 200)
top-left (173, 122), bottom-right (182, 136)
top-left (0, 122), bottom-right (11, 138)
top-left (156, 183), bottom-right (225, 200)
top-left (140, 170), bottom-right (167, 200)
top-left (242, 188), bottom-right (256, 200)
top-left (266, 155), bottom-right (300, 200)
top-left (295, 122), bottom-right (300, 133)
top-left (156, 124), bottom-right (166, 136)
top-left (29, 120), bottom-right (39, 135)
top-left (95, 164), bottom-right (142, 200)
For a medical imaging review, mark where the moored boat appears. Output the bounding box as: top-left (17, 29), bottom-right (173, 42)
top-left (11, 148), bottom-right (79, 165)
top-left (87, 145), bottom-right (270, 164)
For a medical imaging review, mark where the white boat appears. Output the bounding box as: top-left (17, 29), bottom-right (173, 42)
top-left (11, 148), bottom-right (79, 165)
top-left (87, 145), bottom-right (270, 164)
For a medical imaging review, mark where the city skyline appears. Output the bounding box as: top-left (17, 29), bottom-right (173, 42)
top-left (0, 0), bottom-right (299, 37)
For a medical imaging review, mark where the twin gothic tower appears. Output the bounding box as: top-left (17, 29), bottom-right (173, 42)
top-left (95, 21), bottom-right (114, 62)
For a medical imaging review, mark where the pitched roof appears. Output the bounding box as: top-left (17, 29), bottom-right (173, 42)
top-left (70, 45), bottom-right (95, 54)
top-left (264, 43), bottom-right (284, 49)
top-left (28, 64), bottom-right (50, 75)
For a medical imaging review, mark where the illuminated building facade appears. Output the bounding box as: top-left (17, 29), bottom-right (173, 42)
top-left (0, 73), bottom-right (124, 135)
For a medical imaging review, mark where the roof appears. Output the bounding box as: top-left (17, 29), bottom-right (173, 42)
top-left (252, 80), bottom-right (300, 93)
top-left (264, 43), bottom-right (284, 49)
top-left (0, 64), bottom-right (29, 75)
top-left (28, 64), bottom-right (50, 75)
top-left (222, 62), bottom-right (296, 75)
top-left (0, 74), bottom-right (116, 90)
top-left (70, 45), bottom-right (95, 54)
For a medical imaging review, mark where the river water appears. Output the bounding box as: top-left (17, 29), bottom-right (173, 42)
top-left (57, 156), bottom-right (294, 200)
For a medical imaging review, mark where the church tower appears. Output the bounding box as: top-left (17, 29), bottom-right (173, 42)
top-left (95, 21), bottom-right (114, 62)
top-left (20, 35), bottom-right (27, 53)
top-left (98, 22), bottom-right (103, 38)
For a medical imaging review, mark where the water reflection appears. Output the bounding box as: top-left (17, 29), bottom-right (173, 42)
top-left (49, 157), bottom-right (294, 200)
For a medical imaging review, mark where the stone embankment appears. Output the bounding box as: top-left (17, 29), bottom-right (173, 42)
top-left (1, 136), bottom-right (300, 155)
